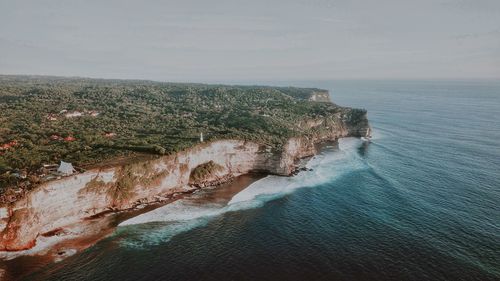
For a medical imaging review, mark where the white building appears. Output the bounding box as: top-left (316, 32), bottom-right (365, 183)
top-left (57, 161), bottom-right (76, 176)
top-left (65, 111), bottom-right (83, 118)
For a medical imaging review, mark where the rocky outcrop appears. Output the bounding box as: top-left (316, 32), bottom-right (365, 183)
top-left (308, 90), bottom-right (331, 102)
top-left (0, 109), bottom-right (370, 251)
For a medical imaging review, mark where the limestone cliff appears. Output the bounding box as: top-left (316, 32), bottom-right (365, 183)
top-left (0, 108), bottom-right (370, 251)
top-left (308, 90), bottom-right (331, 102)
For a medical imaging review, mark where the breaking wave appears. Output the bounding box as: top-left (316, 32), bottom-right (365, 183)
top-left (117, 138), bottom-right (368, 248)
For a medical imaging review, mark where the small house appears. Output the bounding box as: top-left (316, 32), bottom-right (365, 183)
top-left (46, 114), bottom-right (58, 121)
top-left (65, 111), bottom-right (83, 118)
top-left (57, 161), bottom-right (76, 176)
top-left (50, 135), bottom-right (62, 141)
top-left (0, 141), bottom-right (18, 150)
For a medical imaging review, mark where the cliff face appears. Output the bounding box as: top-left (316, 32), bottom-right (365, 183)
top-left (307, 90), bottom-right (331, 102)
top-left (0, 110), bottom-right (370, 251)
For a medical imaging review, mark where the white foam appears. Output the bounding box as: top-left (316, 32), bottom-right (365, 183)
top-left (228, 138), bottom-right (364, 206)
top-left (0, 227), bottom-right (83, 260)
top-left (119, 201), bottom-right (224, 226)
top-left (117, 138), bottom-right (367, 248)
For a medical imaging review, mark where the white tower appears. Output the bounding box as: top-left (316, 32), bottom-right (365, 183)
top-left (200, 132), bottom-right (204, 142)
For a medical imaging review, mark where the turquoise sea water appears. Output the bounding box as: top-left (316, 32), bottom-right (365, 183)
top-left (23, 80), bottom-right (500, 280)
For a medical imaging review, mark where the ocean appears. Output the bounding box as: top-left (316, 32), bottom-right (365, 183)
top-left (19, 80), bottom-right (500, 280)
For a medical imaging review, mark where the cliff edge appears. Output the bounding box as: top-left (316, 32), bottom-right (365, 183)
top-left (0, 78), bottom-right (371, 252)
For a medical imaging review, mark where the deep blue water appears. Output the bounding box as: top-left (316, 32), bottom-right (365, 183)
top-left (24, 80), bottom-right (500, 281)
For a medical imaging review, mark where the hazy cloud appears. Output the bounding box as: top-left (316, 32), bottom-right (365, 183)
top-left (0, 0), bottom-right (499, 81)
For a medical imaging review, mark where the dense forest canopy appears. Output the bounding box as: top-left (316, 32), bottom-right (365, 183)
top-left (0, 75), bottom-right (365, 192)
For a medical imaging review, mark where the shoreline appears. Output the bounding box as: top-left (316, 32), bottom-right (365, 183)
top-left (0, 173), bottom-right (266, 280)
top-left (0, 133), bottom-right (371, 268)
top-left (0, 139), bottom-right (340, 257)
top-left (0, 139), bottom-right (352, 281)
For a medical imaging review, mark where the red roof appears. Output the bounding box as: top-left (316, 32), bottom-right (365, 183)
top-left (0, 141), bottom-right (18, 150)
top-left (64, 136), bottom-right (76, 142)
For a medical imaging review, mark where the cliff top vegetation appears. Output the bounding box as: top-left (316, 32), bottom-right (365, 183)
top-left (0, 75), bottom-right (366, 193)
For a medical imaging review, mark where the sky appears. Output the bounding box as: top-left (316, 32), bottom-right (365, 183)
top-left (0, 0), bottom-right (499, 82)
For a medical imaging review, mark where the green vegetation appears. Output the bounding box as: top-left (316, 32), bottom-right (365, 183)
top-left (189, 161), bottom-right (224, 184)
top-left (109, 166), bottom-right (139, 205)
top-left (0, 75), bottom-right (366, 192)
top-left (79, 176), bottom-right (109, 195)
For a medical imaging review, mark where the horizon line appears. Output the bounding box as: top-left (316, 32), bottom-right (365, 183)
top-left (1, 73), bottom-right (499, 85)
